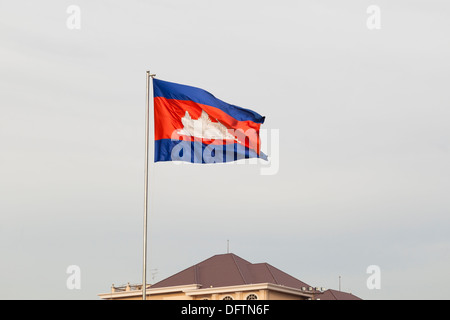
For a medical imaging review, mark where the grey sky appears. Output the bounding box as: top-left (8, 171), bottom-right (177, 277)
top-left (1, 0), bottom-right (449, 300)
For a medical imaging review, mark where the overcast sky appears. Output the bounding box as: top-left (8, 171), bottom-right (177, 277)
top-left (1, 0), bottom-right (450, 300)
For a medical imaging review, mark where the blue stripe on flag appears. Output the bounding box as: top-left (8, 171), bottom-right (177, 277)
top-left (153, 79), bottom-right (265, 124)
top-left (155, 139), bottom-right (268, 164)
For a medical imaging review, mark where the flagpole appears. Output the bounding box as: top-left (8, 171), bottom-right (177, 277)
top-left (142, 70), bottom-right (153, 300)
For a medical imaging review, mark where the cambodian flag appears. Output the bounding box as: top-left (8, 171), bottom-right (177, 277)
top-left (153, 79), bottom-right (267, 163)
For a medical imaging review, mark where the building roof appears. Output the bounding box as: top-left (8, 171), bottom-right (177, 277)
top-left (151, 253), bottom-right (312, 290)
top-left (99, 253), bottom-right (363, 300)
top-left (315, 289), bottom-right (362, 300)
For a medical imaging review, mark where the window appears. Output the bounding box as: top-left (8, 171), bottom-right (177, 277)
top-left (246, 294), bottom-right (258, 300)
top-left (222, 296), bottom-right (233, 300)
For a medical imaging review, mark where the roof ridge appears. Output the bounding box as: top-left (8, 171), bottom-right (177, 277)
top-left (194, 265), bottom-right (198, 284)
top-left (151, 254), bottom-right (216, 287)
top-left (230, 254), bottom-right (248, 284)
top-left (329, 289), bottom-right (339, 300)
top-left (264, 263), bottom-right (279, 285)
top-left (262, 263), bottom-right (311, 288)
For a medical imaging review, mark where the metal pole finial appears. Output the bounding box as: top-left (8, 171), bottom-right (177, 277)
top-left (147, 70), bottom-right (156, 78)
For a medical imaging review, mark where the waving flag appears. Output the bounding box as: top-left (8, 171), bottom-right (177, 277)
top-left (153, 79), bottom-right (267, 163)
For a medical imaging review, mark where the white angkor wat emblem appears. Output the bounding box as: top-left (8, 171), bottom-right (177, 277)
top-left (177, 110), bottom-right (238, 141)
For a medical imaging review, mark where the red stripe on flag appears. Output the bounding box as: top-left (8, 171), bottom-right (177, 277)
top-left (154, 97), bottom-right (262, 154)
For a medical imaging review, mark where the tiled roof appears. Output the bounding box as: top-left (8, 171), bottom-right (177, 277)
top-left (315, 289), bottom-right (362, 300)
top-left (151, 253), bottom-right (311, 290)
